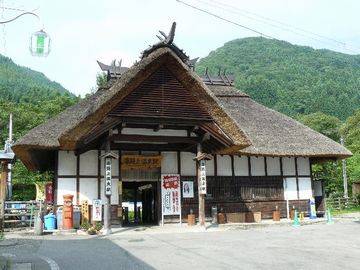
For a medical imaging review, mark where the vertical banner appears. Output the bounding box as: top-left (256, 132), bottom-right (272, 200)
top-left (105, 158), bottom-right (112, 196)
top-left (92, 199), bottom-right (102, 221)
top-left (199, 160), bottom-right (207, 194)
top-left (161, 174), bottom-right (181, 225)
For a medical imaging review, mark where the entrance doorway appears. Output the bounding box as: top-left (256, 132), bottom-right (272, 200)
top-left (122, 181), bottom-right (158, 225)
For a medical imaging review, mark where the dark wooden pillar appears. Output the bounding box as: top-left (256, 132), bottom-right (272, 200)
top-left (197, 143), bottom-right (205, 226)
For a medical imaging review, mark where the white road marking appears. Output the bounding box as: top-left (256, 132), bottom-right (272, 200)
top-left (38, 255), bottom-right (60, 270)
top-left (1, 253), bottom-right (16, 258)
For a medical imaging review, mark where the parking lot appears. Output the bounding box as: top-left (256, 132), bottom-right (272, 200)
top-left (1, 219), bottom-right (359, 270)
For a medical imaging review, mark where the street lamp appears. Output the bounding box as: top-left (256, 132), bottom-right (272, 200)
top-left (0, 11), bottom-right (51, 57)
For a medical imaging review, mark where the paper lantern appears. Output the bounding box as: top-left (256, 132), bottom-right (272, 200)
top-left (30, 29), bottom-right (51, 57)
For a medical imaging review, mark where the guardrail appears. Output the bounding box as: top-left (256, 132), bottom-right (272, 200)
top-left (325, 197), bottom-right (359, 210)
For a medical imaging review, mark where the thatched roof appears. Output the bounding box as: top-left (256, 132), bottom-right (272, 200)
top-left (207, 85), bottom-right (352, 158)
top-left (13, 42), bottom-right (351, 170)
top-left (13, 47), bottom-right (251, 169)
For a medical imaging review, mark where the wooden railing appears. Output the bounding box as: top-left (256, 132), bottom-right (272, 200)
top-left (325, 197), bottom-right (359, 210)
top-left (0, 200), bottom-right (38, 230)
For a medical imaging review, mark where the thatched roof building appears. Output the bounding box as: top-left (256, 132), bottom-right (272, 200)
top-left (13, 25), bottom-right (351, 171)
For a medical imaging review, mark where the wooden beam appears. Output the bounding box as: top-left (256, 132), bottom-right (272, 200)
top-left (76, 155), bottom-right (80, 205)
top-left (109, 134), bottom-right (199, 144)
top-left (53, 151), bottom-right (58, 212)
top-left (295, 157), bottom-right (300, 199)
top-left (1, 162), bottom-right (7, 201)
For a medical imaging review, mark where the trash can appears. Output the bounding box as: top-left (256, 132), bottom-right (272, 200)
top-left (211, 206), bottom-right (218, 224)
top-left (56, 207), bottom-right (63, 229)
top-left (44, 214), bottom-right (57, 230)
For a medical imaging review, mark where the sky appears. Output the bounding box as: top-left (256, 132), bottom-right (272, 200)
top-left (1, 0), bottom-right (360, 97)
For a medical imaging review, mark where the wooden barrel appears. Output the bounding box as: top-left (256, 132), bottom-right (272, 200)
top-left (217, 213), bottom-right (225, 224)
top-left (273, 211), bottom-right (281, 221)
top-left (290, 210), bottom-right (295, 220)
top-left (187, 214), bottom-right (196, 225)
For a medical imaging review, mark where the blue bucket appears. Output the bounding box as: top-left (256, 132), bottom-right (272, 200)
top-left (44, 214), bottom-right (57, 230)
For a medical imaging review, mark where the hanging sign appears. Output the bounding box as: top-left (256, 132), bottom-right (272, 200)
top-left (92, 199), bottom-right (102, 221)
top-left (161, 174), bottom-right (181, 216)
top-left (182, 181), bottom-right (194, 198)
top-left (199, 160), bottom-right (207, 194)
top-left (105, 158), bottom-right (112, 196)
top-left (121, 155), bottom-right (161, 171)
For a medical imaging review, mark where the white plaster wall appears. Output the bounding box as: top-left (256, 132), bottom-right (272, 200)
top-left (180, 152), bottom-right (196, 176)
top-left (298, 177), bottom-right (313, 199)
top-left (100, 151), bottom-right (119, 176)
top-left (250, 157), bottom-right (265, 176)
top-left (206, 156), bottom-right (215, 176)
top-left (283, 177), bottom-right (298, 200)
top-left (217, 155), bottom-right (232, 176)
top-left (58, 151), bottom-right (76, 175)
top-left (314, 181), bottom-right (323, 197)
top-left (122, 128), bottom-right (187, 137)
top-left (267, 157), bottom-right (281, 176)
top-left (161, 152), bottom-right (178, 174)
top-left (57, 178), bottom-right (76, 205)
top-left (282, 157), bottom-right (296, 176)
top-left (80, 150), bottom-right (98, 175)
top-left (234, 156), bottom-right (248, 176)
top-left (100, 178), bottom-right (119, 204)
top-left (79, 178), bottom-right (98, 205)
top-left (297, 157), bottom-right (311, 175)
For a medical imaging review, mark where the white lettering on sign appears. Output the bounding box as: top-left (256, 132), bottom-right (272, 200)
top-left (199, 160), bottom-right (207, 194)
top-left (105, 158), bottom-right (112, 196)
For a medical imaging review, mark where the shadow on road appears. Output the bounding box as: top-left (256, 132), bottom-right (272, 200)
top-left (1, 235), bottom-right (155, 270)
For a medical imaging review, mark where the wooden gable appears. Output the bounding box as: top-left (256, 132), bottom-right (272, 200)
top-left (109, 66), bottom-right (212, 121)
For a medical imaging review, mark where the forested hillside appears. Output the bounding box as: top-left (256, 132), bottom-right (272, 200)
top-left (197, 37), bottom-right (360, 120)
top-left (0, 54), bottom-right (71, 103)
top-left (0, 54), bottom-right (79, 155)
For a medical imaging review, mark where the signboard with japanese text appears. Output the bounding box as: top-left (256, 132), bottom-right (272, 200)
top-left (161, 174), bottom-right (181, 216)
top-left (105, 158), bottom-right (112, 196)
top-left (121, 155), bottom-right (161, 171)
top-left (199, 160), bottom-right (207, 194)
top-left (92, 199), bottom-right (102, 221)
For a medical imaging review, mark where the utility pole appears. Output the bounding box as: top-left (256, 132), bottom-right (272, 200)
top-left (6, 114), bottom-right (13, 199)
top-left (197, 143), bottom-right (205, 226)
top-left (340, 137), bottom-right (348, 199)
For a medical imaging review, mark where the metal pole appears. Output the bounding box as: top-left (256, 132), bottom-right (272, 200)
top-left (6, 114), bottom-right (13, 199)
top-left (340, 137), bottom-right (348, 199)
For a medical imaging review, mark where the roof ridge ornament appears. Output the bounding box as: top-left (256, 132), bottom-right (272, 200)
top-left (141, 22), bottom-right (194, 67)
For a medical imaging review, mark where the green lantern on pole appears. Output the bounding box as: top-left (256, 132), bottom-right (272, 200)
top-left (30, 29), bottom-right (51, 57)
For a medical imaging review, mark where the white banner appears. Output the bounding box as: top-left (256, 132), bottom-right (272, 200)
top-left (161, 174), bottom-right (181, 216)
top-left (92, 199), bottom-right (102, 221)
top-left (199, 160), bottom-right (207, 194)
top-left (105, 158), bottom-right (112, 196)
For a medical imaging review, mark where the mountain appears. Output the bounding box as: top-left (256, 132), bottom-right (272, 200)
top-left (0, 54), bottom-right (74, 103)
top-left (196, 37), bottom-right (360, 120)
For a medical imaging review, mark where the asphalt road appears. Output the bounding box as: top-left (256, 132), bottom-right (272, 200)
top-left (1, 220), bottom-right (359, 270)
